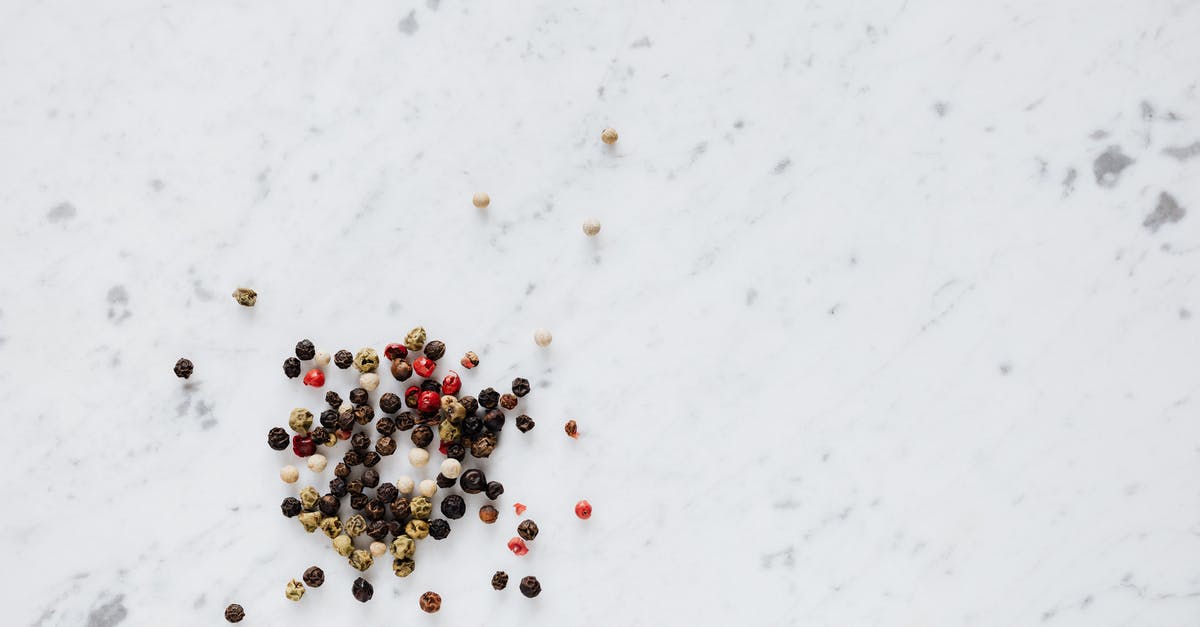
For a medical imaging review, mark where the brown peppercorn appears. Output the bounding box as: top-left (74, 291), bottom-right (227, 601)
top-left (319, 494), bottom-right (340, 516)
top-left (325, 391), bottom-right (342, 407)
top-left (281, 497), bottom-right (302, 517)
top-left (459, 395), bottom-right (479, 416)
top-left (362, 451), bottom-right (382, 467)
top-left (283, 357), bottom-right (302, 378)
top-left (224, 603), bottom-right (245, 622)
top-left (516, 414), bottom-right (535, 432)
top-left (353, 405), bottom-right (374, 425)
top-left (483, 409), bottom-right (505, 432)
top-left (485, 481), bottom-right (505, 500)
top-left (428, 518), bottom-right (451, 540)
top-left (329, 477), bottom-right (348, 497)
top-left (491, 571), bottom-right (508, 590)
top-left (470, 432), bottom-right (498, 458)
top-left (419, 591), bottom-right (442, 613)
top-left (351, 577), bottom-right (373, 603)
top-left (478, 387), bottom-right (500, 409)
top-left (295, 339), bottom-right (316, 360)
top-left (387, 520), bottom-right (404, 538)
top-left (173, 358), bottom-right (194, 379)
top-left (319, 409), bottom-right (338, 430)
top-left (309, 426), bottom-right (330, 445)
top-left (420, 379), bottom-right (442, 394)
top-left (347, 387), bottom-right (367, 405)
top-left (232, 286), bottom-right (257, 307)
top-left (333, 350), bottom-right (353, 369)
top-left (350, 493), bottom-right (369, 510)
top-left (396, 412), bottom-right (416, 431)
top-left (377, 482), bottom-right (398, 503)
top-left (440, 494), bottom-right (465, 519)
top-left (389, 496), bottom-right (411, 519)
top-left (517, 519), bottom-right (539, 541)
top-left (375, 416), bottom-right (396, 436)
top-left (446, 442), bottom-right (466, 461)
top-left (519, 576), bottom-right (541, 598)
top-left (337, 409), bottom-right (355, 430)
top-left (461, 415), bottom-right (484, 438)
top-left (411, 425), bottom-right (433, 447)
top-left (376, 436), bottom-right (397, 456)
top-left (349, 479), bottom-right (366, 495)
top-left (423, 340), bottom-right (446, 361)
top-left (436, 473), bottom-right (456, 489)
top-left (362, 468), bottom-right (380, 488)
top-left (460, 351), bottom-right (480, 369)
top-left (511, 377), bottom-right (531, 397)
top-left (479, 505), bottom-right (499, 524)
top-left (301, 565), bottom-right (324, 588)
top-left (343, 449), bottom-right (362, 467)
top-left (334, 462), bottom-right (351, 478)
top-left (460, 468), bottom-right (486, 494)
top-left (367, 519), bottom-right (389, 540)
top-left (268, 427), bottom-right (289, 451)
top-left (378, 392), bottom-right (402, 414)
top-left (565, 419), bottom-right (578, 439)
top-left (499, 393), bottom-right (518, 410)
top-left (350, 432), bottom-right (370, 450)
top-left (364, 497), bottom-right (386, 521)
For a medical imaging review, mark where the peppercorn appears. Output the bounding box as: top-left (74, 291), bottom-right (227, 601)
top-left (460, 469), bottom-right (487, 494)
top-left (337, 409), bottom-right (355, 430)
top-left (533, 329), bottom-right (552, 347)
top-left (383, 343), bottom-right (406, 360)
top-left (303, 566), bottom-right (324, 588)
top-left (314, 350), bottom-right (330, 367)
top-left (419, 591), bottom-right (442, 613)
top-left (334, 350), bottom-right (353, 369)
top-left (507, 416), bottom-right (530, 435)
top-left (471, 433), bottom-right (498, 458)
top-left (359, 372), bottom-right (380, 391)
top-left (511, 377), bottom-right (531, 397)
top-left (446, 442), bottom-right (466, 461)
top-left (362, 468), bottom-right (380, 488)
top-left (173, 358), bottom-right (193, 379)
top-left (329, 477), bottom-right (348, 497)
top-left (479, 505), bottom-right (498, 524)
top-left (428, 518), bottom-right (450, 540)
top-left (351, 577), bottom-right (373, 603)
top-left (375, 416), bottom-right (396, 437)
top-left (283, 357), bottom-right (302, 378)
top-left (410, 425), bottom-right (433, 447)
top-left (334, 462), bottom-right (351, 478)
top-left (404, 327), bottom-right (426, 351)
top-left (582, 219), bottom-right (601, 236)
top-left (434, 495), bottom-right (462, 520)
top-left (349, 479), bottom-right (366, 494)
top-left (564, 419), bottom-right (578, 439)
top-left (514, 503), bottom-right (526, 515)
top-left (344, 514), bottom-right (367, 537)
top-left (343, 449), bottom-right (362, 467)
top-left (601, 127), bottom-right (618, 144)
top-left (364, 497), bottom-right (386, 521)
top-left (507, 537), bottom-right (529, 556)
top-left (295, 339), bottom-right (316, 360)
top-left (277, 465), bottom-right (297, 484)
top-left (372, 391), bottom-right (399, 414)
top-left (406, 519), bottom-right (430, 539)
top-left (461, 415), bottom-right (484, 438)
top-left (517, 519), bottom-right (539, 541)
top-left (391, 557), bottom-right (416, 577)
top-left (387, 519), bottom-right (404, 538)
top-left (319, 516), bottom-right (342, 538)
top-left (575, 499), bottom-right (592, 519)
top-left (441, 372), bottom-right (462, 397)
top-left (307, 453), bottom-right (328, 472)
top-left (460, 395), bottom-right (479, 415)
top-left (410, 496), bottom-right (433, 519)
top-left (478, 387), bottom-right (499, 409)
top-left (499, 393), bottom-right (517, 410)
top-left (353, 348), bottom-right (379, 373)
top-left (405, 385), bottom-right (420, 408)
top-left (281, 497), bottom-right (302, 517)
top-left (298, 512), bottom-right (322, 533)
top-left (231, 286), bottom-right (257, 307)
top-left (413, 356), bottom-right (436, 378)
top-left (390, 496), bottom-right (411, 519)
top-left (483, 409), bottom-right (505, 432)
top-left (423, 340), bottom-right (446, 361)
top-left (286, 408), bottom-right (312, 435)
top-left (375, 436), bottom-right (397, 456)
top-left (316, 410), bottom-right (335, 432)
top-left (284, 579), bottom-right (305, 602)
top-left (224, 603), bottom-right (244, 623)
top-left (390, 358), bottom-right (413, 381)
top-left (377, 482), bottom-right (398, 503)
top-left (293, 434), bottom-right (316, 457)
top-left (333, 534), bottom-right (353, 556)
top-left (420, 379), bottom-right (442, 393)
top-left (461, 351), bottom-right (479, 369)
top-left (439, 419), bottom-right (461, 443)
top-left (349, 549), bottom-right (373, 572)
top-left (297, 485), bottom-right (318, 509)
top-left (486, 481), bottom-right (505, 500)
top-left (472, 192), bottom-right (490, 208)
top-left (367, 520), bottom-right (389, 541)
top-left (319, 494), bottom-right (340, 516)
top-left (321, 390), bottom-right (340, 407)
top-left (367, 541), bottom-right (387, 558)
top-left (350, 493), bottom-right (369, 510)
top-left (268, 427), bottom-right (289, 450)
top-left (397, 476), bottom-right (415, 494)
top-left (390, 535), bottom-right (415, 559)
top-left (519, 576), bottom-right (541, 598)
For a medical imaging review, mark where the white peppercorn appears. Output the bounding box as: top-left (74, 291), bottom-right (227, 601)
top-left (533, 328), bottom-right (553, 347)
top-left (473, 192), bottom-right (490, 208)
top-left (408, 448), bottom-right (430, 467)
top-left (280, 465), bottom-right (299, 483)
top-left (583, 219), bottom-right (601, 236)
top-left (314, 351), bottom-right (331, 367)
top-left (418, 479), bottom-right (438, 498)
top-left (369, 541), bottom-right (388, 557)
top-left (307, 454), bottom-right (327, 473)
top-left (601, 127), bottom-right (619, 144)
top-left (397, 476), bottom-right (415, 494)
top-left (359, 372), bottom-right (380, 392)
top-left (440, 458), bottom-right (462, 480)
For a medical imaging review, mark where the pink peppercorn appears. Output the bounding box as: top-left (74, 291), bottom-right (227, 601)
top-left (441, 371), bottom-right (462, 396)
top-left (417, 390), bottom-right (440, 414)
top-left (405, 386), bottom-right (421, 408)
top-left (384, 343), bottom-right (408, 360)
top-left (507, 537), bottom-right (529, 556)
top-left (413, 356), bottom-right (436, 378)
top-left (575, 500), bottom-right (592, 519)
top-left (302, 369), bottom-right (325, 387)
top-left (292, 434), bottom-right (316, 457)
top-left (514, 503), bottom-right (527, 515)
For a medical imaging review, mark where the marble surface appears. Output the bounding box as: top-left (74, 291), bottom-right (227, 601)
top-left (3, 1), bottom-right (1199, 625)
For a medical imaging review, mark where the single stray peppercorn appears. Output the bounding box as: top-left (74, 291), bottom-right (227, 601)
top-left (173, 358), bottom-right (193, 379)
top-left (564, 419), bottom-right (578, 439)
top-left (460, 469), bottom-right (487, 494)
top-left (284, 579), bottom-right (305, 602)
top-left (479, 505), bottom-right (499, 524)
top-left (514, 503), bottom-right (527, 515)
top-left (334, 350), bottom-right (353, 369)
top-left (517, 519), bottom-right (539, 541)
top-left (268, 427), bottom-right (289, 451)
top-left (231, 287), bottom-right (257, 307)
top-left (460, 351), bottom-right (479, 369)
top-left (575, 499), bottom-right (592, 519)
top-left (283, 357), bottom-right (302, 378)
top-left (601, 127), bottom-right (619, 144)
top-left (303, 566), bottom-right (324, 587)
top-left (492, 571), bottom-right (508, 590)
top-left (223, 603), bottom-right (244, 622)
top-left (516, 414), bottom-right (535, 432)
top-left (519, 575), bottom-right (542, 598)
top-left (352, 577), bottom-right (374, 603)
top-left (507, 537), bottom-right (529, 556)
top-left (295, 339), bottom-right (316, 360)
top-left (419, 591), bottom-right (442, 613)
top-left (303, 368), bottom-right (325, 387)
top-left (428, 518), bottom-right (450, 540)
top-left (512, 377), bottom-right (531, 397)
top-left (485, 481), bottom-right (505, 500)
top-left (440, 494), bottom-right (465, 519)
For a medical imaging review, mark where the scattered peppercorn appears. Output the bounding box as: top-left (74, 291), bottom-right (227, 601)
top-left (350, 493), bottom-right (369, 510)
top-left (472, 432), bottom-right (498, 458)
top-left (516, 414), bottom-right (535, 432)
top-left (492, 571), bottom-right (508, 590)
top-left (517, 519), bottom-right (539, 541)
top-left (337, 410), bottom-right (355, 431)
top-left (363, 451), bottom-right (383, 469)
top-left (319, 409), bottom-right (337, 430)
top-left (307, 453), bottom-right (327, 472)
top-left (446, 442), bottom-right (466, 461)
top-left (352, 577), bottom-right (374, 603)
top-left (377, 482), bottom-right (398, 503)
top-left (362, 468), bottom-right (380, 488)
top-left (601, 127), bottom-right (618, 144)
top-left (173, 358), bottom-right (193, 379)
top-left (533, 328), bottom-right (553, 347)
top-left (387, 519), bottom-right (403, 538)
top-left (582, 219), bottom-right (601, 236)
top-left (224, 603), bottom-right (245, 623)
top-left (281, 497), bottom-right (302, 517)
top-left (303, 566), bottom-right (324, 587)
top-left (292, 434), bottom-right (316, 457)
top-left (329, 477), bottom-right (348, 497)
top-left (285, 579), bottom-right (305, 602)
top-left (375, 417), bottom-right (396, 437)
top-left (404, 385), bottom-right (420, 408)
top-left (359, 372), bottom-right (380, 391)
top-left (343, 449), bottom-right (362, 467)
top-left (396, 476), bottom-right (415, 494)
top-left (283, 357), bottom-right (302, 378)
top-left (349, 549), bottom-right (374, 572)
top-left (280, 465), bottom-right (299, 483)
top-left (575, 499), bottom-right (592, 519)
top-left (564, 419), bottom-right (578, 439)
top-left (478, 387), bottom-right (500, 409)
top-left (289, 408), bottom-right (313, 434)
top-left (413, 356), bottom-right (436, 378)
top-left (314, 350), bottom-right (331, 367)
top-left (268, 427), bottom-right (289, 450)
top-left (354, 405), bottom-right (375, 425)
top-left (419, 591), bottom-right (442, 613)
top-left (334, 350), bottom-right (353, 369)
top-left (418, 479), bottom-right (438, 498)
top-left (514, 503), bottom-right (526, 515)
top-left (319, 516), bottom-right (342, 538)
top-left (367, 520), bottom-right (389, 541)
top-left (298, 511), bottom-right (322, 533)
top-left (436, 494), bottom-right (464, 520)
top-left (319, 494), bottom-right (340, 516)
top-left (295, 339), bottom-right (316, 360)
top-left (365, 496), bottom-right (386, 520)
top-left (486, 481), bottom-right (505, 500)
top-left (391, 535), bottom-right (415, 559)
top-left (384, 343), bottom-right (408, 360)
top-left (377, 391), bottom-right (401, 414)
top-left (460, 469), bottom-right (487, 494)
top-left (375, 436), bottom-right (397, 456)
top-left (423, 340), bottom-right (446, 361)
top-left (232, 287), bottom-right (257, 307)
top-left (511, 377), bottom-right (531, 397)
top-left (353, 348), bottom-right (379, 373)
top-left (411, 425), bottom-right (434, 447)
top-left (369, 540), bottom-right (388, 556)
top-left (390, 358), bottom-right (413, 381)
top-left (344, 514), bottom-right (367, 537)
top-left (460, 351), bottom-right (479, 369)
top-left (333, 534), bottom-right (353, 556)
top-left (472, 192), bottom-right (490, 208)
top-left (428, 518), bottom-right (450, 540)
top-left (392, 557), bottom-right (415, 577)
top-left (405, 327), bottom-right (427, 352)
top-left (499, 393), bottom-right (518, 410)
top-left (390, 496), bottom-right (412, 519)
top-left (462, 415), bottom-right (484, 438)
top-left (507, 537), bottom-right (529, 556)
top-left (483, 409), bottom-right (505, 432)
top-left (334, 462), bottom-right (351, 478)
top-left (479, 505), bottom-right (499, 524)
top-left (519, 575), bottom-right (542, 598)
top-left (405, 519), bottom-right (430, 539)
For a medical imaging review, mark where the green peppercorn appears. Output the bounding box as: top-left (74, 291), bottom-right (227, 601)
top-left (500, 393), bottom-right (518, 410)
top-left (404, 327), bottom-right (426, 352)
top-left (479, 505), bottom-right (498, 524)
top-left (283, 357), bottom-right (302, 378)
top-left (173, 358), bottom-right (193, 379)
top-left (231, 287), bottom-right (257, 307)
top-left (478, 387), bottom-right (500, 409)
top-left (423, 340), bottom-right (446, 361)
top-left (297, 511), bottom-right (322, 533)
top-left (517, 519), bottom-right (538, 541)
top-left (344, 514), bottom-right (367, 537)
top-left (281, 497), bottom-right (302, 517)
top-left (438, 420), bottom-right (461, 443)
top-left (516, 414), bottom-right (535, 432)
top-left (390, 535), bottom-right (415, 558)
top-left (333, 534), bottom-right (354, 556)
top-left (268, 427), bottom-right (290, 450)
top-left (284, 579), bottom-right (305, 602)
top-left (491, 571), bottom-right (508, 590)
top-left (428, 518), bottom-right (450, 540)
top-left (299, 486), bottom-right (320, 510)
top-left (289, 408), bottom-right (313, 435)
top-left (349, 549), bottom-right (374, 572)
top-left (303, 566), bottom-right (324, 588)
top-left (392, 557), bottom-right (416, 577)
top-left (519, 576), bottom-right (541, 598)
top-left (405, 519), bottom-right (430, 539)
top-left (410, 496), bottom-right (432, 519)
top-left (319, 516), bottom-right (342, 538)
top-left (353, 348), bottom-right (379, 373)
top-left (295, 339), bottom-right (316, 360)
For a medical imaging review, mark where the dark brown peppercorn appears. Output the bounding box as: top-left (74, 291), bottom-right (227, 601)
top-left (390, 358), bottom-right (413, 381)
top-left (334, 350), bottom-right (353, 369)
top-left (485, 481), bottom-right (505, 500)
top-left (446, 443), bottom-right (466, 461)
top-left (375, 436), bottom-right (397, 456)
top-left (319, 409), bottom-right (338, 430)
top-left (420, 379), bottom-right (441, 394)
top-left (352, 577), bottom-right (373, 603)
top-left (329, 477), bottom-right (348, 498)
top-left (396, 412), bottom-right (416, 431)
top-left (309, 426), bottom-right (329, 445)
top-left (375, 416), bottom-right (396, 436)
top-left (353, 405), bottom-right (374, 425)
top-left (512, 377), bottom-right (531, 397)
top-left (343, 449), bottom-right (362, 467)
top-left (173, 358), bottom-right (194, 379)
top-left (459, 395), bottom-right (479, 416)
top-left (367, 519), bottom-right (389, 540)
top-left (268, 427), bottom-right (290, 450)
top-left (436, 473), bottom-right (456, 489)
top-left (303, 566), bottom-right (324, 588)
top-left (325, 391), bottom-right (342, 408)
top-left (378, 392), bottom-right (402, 414)
top-left (336, 409), bottom-right (355, 430)
top-left (387, 519), bottom-right (404, 538)
top-left (389, 496), bottom-right (411, 519)
top-left (362, 468), bottom-right (380, 488)
top-left (517, 519), bottom-right (539, 541)
top-left (319, 494), bottom-right (340, 516)
top-left (351, 432), bottom-right (371, 450)
top-left (362, 451), bottom-right (382, 468)
top-left (349, 387), bottom-right (369, 405)
top-left (440, 494), bottom-right (465, 519)
top-left (479, 505), bottom-right (498, 524)
top-left (491, 571), bottom-right (508, 590)
top-left (411, 425), bottom-right (433, 447)
top-left (483, 409), bottom-right (505, 432)
top-left (423, 340), bottom-right (446, 361)
top-left (224, 603), bottom-right (245, 623)
top-left (519, 576), bottom-right (541, 598)
top-left (365, 497), bottom-right (386, 521)
top-left (377, 482), bottom-right (398, 503)
top-left (419, 591), bottom-right (441, 613)
top-left (295, 339), bottom-right (316, 360)
top-left (461, 414), bottom-right (484, 438)
top-left (334, 462), bottom-right (351, 478)
top-left (564, 419), bottom-right (578, 439)
top-left (460, 469), bottom-right (486, 494)
top-left (478, 387), bottom-right (500, 409)
top-left (347, 480), bottom-right (364, 494)
top-left (516, 414), bottom-right (535, 432)
top-left (428, 518), bottom-right (450, 540)
top-left (350, 493), bottom-right (369, 510)
top-left (470, 433), bottom-right (497, 458)
top-left (499, 393), bottom-right (518, 410)
top-left (281, 497), bottom-right (302, 517)
top-left (283, 357), bottom-right (302, 378)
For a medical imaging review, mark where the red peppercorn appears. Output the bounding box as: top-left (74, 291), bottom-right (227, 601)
top-left (507, 537), bottom-right (529, 556)
top-left (405, 385), bottom-right (421, 408)
top-left (292, 434), bottom-right (316, 457)
top-left (514, 503), bottom-right (527, 515)
top-left (575, 499), bottom-right (592, 519)
top-left (303, 369), bottom-right (325, 387)
top-left (417, 390), bottom-right (440, 414)
top-left (441, 371), bottom-right (462, 396)
top-left (413, 356), bottom-right (436, 378)
top-left (336, 429), bottom-right (353, 441)
top-left (384, 343), bottom-right (408, 360)
top-left (438, 440), bottom-right (450, 456)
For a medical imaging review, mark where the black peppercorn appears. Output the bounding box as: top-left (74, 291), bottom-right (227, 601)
top-left (295, 339), bottom-right (316, 360)
top-left (349, 387), bottom-right (369, 405)
top-left (420, 379), bottom-right (441, 394)
top-left (375, 436), bottom-right (397, 456)
top-left (396, 412), bottom-right (416, 431)
top-left (387, 519), bottom-right (404, 538)
top-left (351, 432), bottom-right (371, 450)
top-left (479, 505), bottom-right (498, 524)
top-left (378, 392), bottom-right (401, 414)
top-left (478, 387), bottom-right (499, 409)
top-left (173, 358), bottom-right (194, 379)
top-left (428, 518), bottom-right (450, 540)
top-left (500, 393), bottom-right (518, 410)
top-left (224, 603), bottom-right (245, 623)
top-left (319, 494), bottom-right (340, 516)
top-left (281, 497), bottom-right (302, 517)
top-left (485, 481), bottom-right (505, 500)
top-left (471, 433), bottom-right (497, 458)
top-left (364, 497), bottom-right (386, 521)
top-left (362, 451), bottom-right (382, 468)
top-left (347, 480), bottom-right (364, 494)
top-left (309, 426), bottom-right (329, 445)
top-left (390, 358), bottom-right (413, 381)
top-left (411, 425), bottom-right (434, 448)
top-left (350, 492), bottom-right (369, 510)
top-left (352, 577), bottom-right (373, 603)
top-left (459, 395), bottom-right (479, 415)
top-left (362, 468), bottom-right (380, 488)
top-left (460, 469), bottom-right (486, 494)
top-left (343, 449), bottom-right (362, 467)
top-left (353, 405), bottom-right (374, 425)
top-left (268, 427), bottom-right (290, 450)
top-left (367, 519), bottom-right (389, 540)
top-left (512, 377), bottom-right (531, 397)
top-left (446, 443), bottom-right (466, 461)
top-left (283, 357), bottom-right (302, 378)
top-left (377, 482), bottom-right (398, 503)
top-left (375, 416), bottom-right (396, 436)
top-left (517, 519), bottom-right (538, 540)
top-left (329, 477), bottom-right (348, 497)
top-left (491, 571), bottom-right (508, 590)
top-left (334, 350), bottom-right (353, 369)
top-left (303, 566), bottom-right (324, 588)
top-left (319, 409), bottom-right (338, 429)
top-left (334, 462), bottom-right (351, 478)
top-left (390, 496), bottom-right (411, 519)
top-left (519, 576), bottom-right (541, 598)
top-left (436, 473), bottom-right (456, 489)
top-left (423, 340), bottom-right (446, 361)
top-left (461, 415), bottom-right (484, 438)
top-left (483, 409), bottom-right (505, 432)
top-left (516, 414), bottom-right (535, 432)
top-left (325, 391), bottom-right (342, 408)
top-left (440, 494), bottom-right (465, 519)
top-left (337, 409), bottom-right (355, 430)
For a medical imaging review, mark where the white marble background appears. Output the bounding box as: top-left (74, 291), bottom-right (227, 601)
top-left (2, 0), bottom-right (1199, 625)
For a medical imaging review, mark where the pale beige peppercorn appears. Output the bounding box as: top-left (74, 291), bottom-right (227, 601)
top-left (313, 350), bottom-right (331, 367)
top-left (601, 127), bottom-right (619, 144)
top-left (583, 219), bottom-right (601, 236)
top-left (390, 535), bottom-right (415, 559)
top-left (280, 465), bottom-right (299, 483)
top-left (418, 479), bottom-right (437, 498)
top-left (396, 475), bottom-right (415, 494)
top-left (408, 448), bottom-right (430, 467)
top-left (472, 192), bottom-right (490, 208)
top-left (332, 534), bottom-right (354, 556)
top-left (534, 328), bottom-right (553, 347)
top-left (359, 372), bottom-right (380, 392)
top-left (306, 454), bottom-right (327, 473)
top-left (369, 541), bottom-right (388, 557)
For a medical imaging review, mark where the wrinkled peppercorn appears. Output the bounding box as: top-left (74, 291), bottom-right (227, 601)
top-left (404, 327), bottom-right (426, 351)
top-left (460, 469), bottom-right (486, 494)
top-left (283, 357), bottom-right (302, 378)
top-left (405, 519), bottom-right (430, 539)
top-left (486, 481), bottom-right (505, 500)
top-left (231, 286), bottom-right (257, 306)
top-left (365, 497), bottom-right (386, 520)
top-left (483, 409), bottom-right (505, 433)
top-left (375, 416), bottom-right (396, 436)
top-left (460, 395), bottom-right (479, 415)
top-left (350, 432), bottom-right (371, 450)
top-left (461, 414), bottom-right (484, 438)
top-left (281, 497), bottom-right (302, 517)
top-left (353, 405), bottom-right (374, 425)
top-left (405, 386), bottom-right (420, 408)
top-left (268, 427), bottom-right (290, 450)
top-left (419, 591), bottom-right (441, 613)
top-left (479, 387), bottom-right (500, 409)
top-left (298, 511), bottom-right (322, 533)
top-left (224, 603), bottom-right (244, 622)
top-left (479, 505), bottom-right (499, 524)
top-left (337, 409), bottom-right (355, 430)
top-left (362, 451), bottom-right (381, 467)
top-left (438, 419), bottom-right (461, 443)
top-left (492, 571), bottom-right (508, 590)
top-left (517, 519), bottom-right (539, 541)
top-left (299, 486), bottom-right (320, 510)
top-left (376, 436), bottom-right (397, 456)
top-left (289, 408), bottom-right (313, 434)
top-left (295, 339), bottom-right (315, 360)
top-left (423, 340), bottom-right (446, 361)
top-left (334, 462), bottom-right (351, 478)
top-left (348, 387), bottom-right (368, 405)
top-left (428, 518), bottom-right (450, 540)
top-left (319, 409), bottom-right (338, 429)
top-left (349, 549), bottom-right (373, 572)
top-left (344, 514), bottom-right (367, 537)
top-left (470, 433), bottom-right (497, 458)
top-left (292, 434), bottom-right (316, 457)
top-left (511, 377), bottom-right (531, 397)
top-left (500, 393), bottom-right (518, 410)
top-left (303, 566), bottom-right (324, 588)
top-left (352, 577), bottom-right (373, 603)
top-left (390, 358), bottom-right (413, 381)
top-left (173, 358), bottom-right (193, 379)
top-left (324, 390), bottom-right (342, 407)
top-left (362, 468), bottom-right (380, 488)
top-left (410, 496), bottom-right (432, 519)
top-left (461, 351), bottom-right (480, 369)
top-left (565, 419), bottom-right (578, 439)
top-left (436, 473), bottom-right (456, 489)
top-left (419, 378), bottom-right (441, 393)
top-left (319, 494), bottom-right (340, 516)
top-left (390, 496), bottom-right (411, 519)
top-left (377, 482), bottom-right (398, 503)
top-left (411, 425), bottom-right (433, 447)
top-left (519, 576), bottom-right (541, 598)
top-left (440, 494), bottom-right (465, 519)
top-left (348, 492), bottom-right (368, 510)
top-left (343, 449), bottom-right (362, 467)
top-left (309, 426), bottom-right (330, 446)
top-left (329, 477), bottom-right (348, 497)
top-left (285, 579), bottom-right (306, 602)
top-left (333, 350), bottom-right (353, 369)
top-left (387, 519), bottom-right (404, 538)
top-left (353, 348), bottom-right (379, 373)
top-left (396, 412), bottom-right (416, 431)
top-left (367, 519), bottom-right (389, 540)
top-left (347, 480), bottom-right (364, 495)
top-left (377, 391), bottom-right (401, 414)
top-left (516, 414), bottom-right (535, 432)
top-left (446, 442), bottom-right (466, 461)
top-left (319, 516), bottom-right (342, 538)
top-left (392, 557), bottom-right (415, 577)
